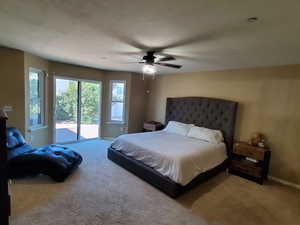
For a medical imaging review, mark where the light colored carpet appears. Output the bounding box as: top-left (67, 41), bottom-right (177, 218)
top-left (10, 139), bottom-right (300, 225)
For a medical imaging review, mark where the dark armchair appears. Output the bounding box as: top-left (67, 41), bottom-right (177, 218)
top-left (6, 127), bottom-right (33, 159)
top-left (6, 127), bottom-right (83, 182)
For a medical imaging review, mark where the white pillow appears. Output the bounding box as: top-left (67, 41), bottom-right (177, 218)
top-left (187, 126), bottom-right (224, 144)
top-left (164, 121), bottom-right (194, 136)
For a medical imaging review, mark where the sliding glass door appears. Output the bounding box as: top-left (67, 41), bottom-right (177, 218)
top-left (80, 81), bottom-right (101, 140)
top-left (55, 79), bottom-right (78, 143)
top-left (55, 78), bottom-right (101, 144)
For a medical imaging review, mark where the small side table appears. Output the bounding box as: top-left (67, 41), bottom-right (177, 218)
top-left (229, 142), bottom-right (271, 184)
top-left (143, 121), bottom-right (164, 132)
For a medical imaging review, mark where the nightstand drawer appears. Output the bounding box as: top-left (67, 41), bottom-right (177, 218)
top-left (230, 160), bottom-right (262, 178)
top-left (234, 143), bottom-right (265, 160)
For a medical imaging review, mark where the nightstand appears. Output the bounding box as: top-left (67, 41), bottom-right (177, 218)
top-left (143, 121), bottom-right (164, 132)
top-left (229, 142), bottom-right (271, 184)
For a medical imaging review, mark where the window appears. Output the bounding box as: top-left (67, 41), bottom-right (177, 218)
top-left (29, 68), bottom-right (45, 128)
top-left (109, 80), bottom-right (126, 122)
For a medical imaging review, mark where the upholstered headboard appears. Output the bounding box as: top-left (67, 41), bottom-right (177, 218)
top-left (165, 97), bottom-right (238, 153)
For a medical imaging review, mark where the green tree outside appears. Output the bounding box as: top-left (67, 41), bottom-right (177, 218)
top-left (56, 82), bottom-right (100, 124)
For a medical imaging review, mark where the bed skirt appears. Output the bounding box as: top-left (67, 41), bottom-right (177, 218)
top-left (108, 147), bottom-right (228, 198)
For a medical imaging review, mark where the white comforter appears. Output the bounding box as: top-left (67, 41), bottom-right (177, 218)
top-left (111, 131), bottom-right (227, 185)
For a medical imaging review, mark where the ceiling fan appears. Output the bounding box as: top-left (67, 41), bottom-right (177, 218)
top-left (138, 51), bottom-right (182, 75)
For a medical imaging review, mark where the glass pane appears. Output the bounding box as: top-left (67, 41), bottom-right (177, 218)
top-left (55, 79), bottom-right (78, 143)
top-left (30, 98), bottom-right (41, 126)
top-left (112, 82), bottom-right (125, 101)
top-left (29, 71), bottom-right (41, 126)
top-left (111, 102), bottom-right (123, 121)
top-left (80, 82), bottom-right (100, 140)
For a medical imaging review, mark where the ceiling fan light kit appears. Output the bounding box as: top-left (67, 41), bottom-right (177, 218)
top-left (143, 64), bottom-right (156, 75)
top-left (139, 51), bottom-right (182, 78)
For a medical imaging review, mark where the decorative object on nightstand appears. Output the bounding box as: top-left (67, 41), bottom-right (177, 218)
top-left (229, 141), bottom-right (271, 184)
top-left (248, 132), bottom-right (266, 148)
top-left (143, 121), bottom-right (164, 132)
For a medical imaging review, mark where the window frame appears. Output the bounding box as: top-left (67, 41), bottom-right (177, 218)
top-left (28, 67), bottom-right (46, 129)
top-left (108, 80), bottom-right (126, 123)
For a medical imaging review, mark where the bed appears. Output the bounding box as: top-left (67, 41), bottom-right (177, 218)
top-left (108, 97), bottom-right (238, 198)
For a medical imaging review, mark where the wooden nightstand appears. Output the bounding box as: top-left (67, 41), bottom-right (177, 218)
top-left (229, 142), bottom-right (271, 184)
top-left (143, 121), bottom-right (164, 132)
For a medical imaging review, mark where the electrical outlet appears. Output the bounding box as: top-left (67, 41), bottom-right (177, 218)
top-left (3, 105), bottom-right (13, 112)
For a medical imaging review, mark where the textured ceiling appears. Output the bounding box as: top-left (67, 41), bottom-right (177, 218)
top-left (0, 0), bottom-right (300, 74)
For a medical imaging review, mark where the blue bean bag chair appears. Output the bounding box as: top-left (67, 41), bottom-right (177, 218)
top-left (6, 128), bottom-right (82, 182)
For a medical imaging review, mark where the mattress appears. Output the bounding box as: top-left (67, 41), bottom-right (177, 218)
top-left (111, 131), bottom-right (227, 185)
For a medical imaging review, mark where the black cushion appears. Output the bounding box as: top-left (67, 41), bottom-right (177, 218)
top-left (6, 127), bottom-right (83, 182)
top-left (8, 145), bottom-right (83, 182)
top-left (6, 127), bottom-right (26, 149)
top-left (7, 144), bottom-right (33, 160)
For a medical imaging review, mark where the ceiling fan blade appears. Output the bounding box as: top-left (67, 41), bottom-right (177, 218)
top-left (111, 32), bottom-right (149, 50)
top-left (155, 62), bottom-right (182, 69)
top-left (157, 56), bottom-right (175, 62)
top-left (117, 62), bottom-right (140, 64)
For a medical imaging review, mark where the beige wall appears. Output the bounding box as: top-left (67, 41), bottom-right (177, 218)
top-left (2, 46), bottom-right (299, 185)
top-left (128, 73), bottom-right (149, 133)
top-left (0, 47), bottom-right (148, 146)
top-left (24, 52), bottom-right (50, 147)
top-left (101, 72), bottom-right (150, 137)
top-left (101, 71), bottom-right (132, 138)
top-left (0, 47), bottom-right (25, 134)
top-left (48, 61), bottom-right (105, 143)
top-left (48, 62), bottom-right (144, 140)
top-left (147, 65), bottom-right (300, 185)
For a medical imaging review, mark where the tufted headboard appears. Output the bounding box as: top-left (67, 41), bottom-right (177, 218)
top-left (165, 97), bottom-right (238, 153)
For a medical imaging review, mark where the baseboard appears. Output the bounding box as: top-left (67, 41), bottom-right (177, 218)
top-left (269, 176), bottom-right (300, 190)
